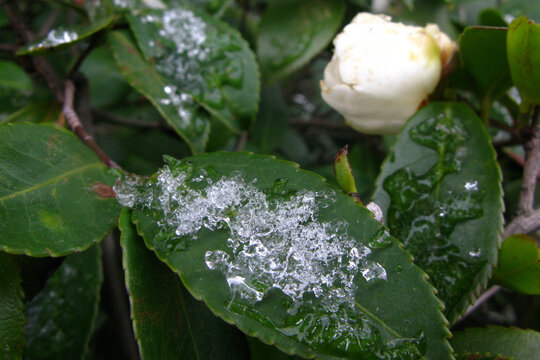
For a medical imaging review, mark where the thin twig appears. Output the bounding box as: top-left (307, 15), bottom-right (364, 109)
top-left (92, 108), bottom-right (166, 129)
top-left (63, 80), bottom-right (122, 169)
top-left (517, 113), bottom-right (540, 215)
top-left (235, 131), bottom-right (248, 152)
top-left (457, 285), bottom-right (502, 323)
top-left (290, 117), bottom-right (351, 131)
top-left (502, 208), bottom-right (540, 239)
top-left (2, 1), bottom-right (64, 102)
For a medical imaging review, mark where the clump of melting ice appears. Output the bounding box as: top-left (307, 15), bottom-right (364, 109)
top-left (115, 165), bottom-right (387, 312)
top-left (27, 29), bottom-right (78, 51)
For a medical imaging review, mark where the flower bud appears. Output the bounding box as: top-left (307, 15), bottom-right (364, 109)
top-left (320, 13), bottom-right (455, 134)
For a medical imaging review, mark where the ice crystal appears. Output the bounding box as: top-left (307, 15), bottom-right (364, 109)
top-left (114, 166), bottom-right (387, 312)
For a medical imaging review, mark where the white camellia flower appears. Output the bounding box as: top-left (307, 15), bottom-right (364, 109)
top-left (320, 13), bottom-right (456, 134)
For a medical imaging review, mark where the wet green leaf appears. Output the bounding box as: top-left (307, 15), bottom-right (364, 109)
top-left (451, 326), bottom-right (540, 360)
top-left (492, 234), bottom-right (540, 294)
top-left (107, 30), bottom-right (210, 154)
top-left (507, 16), bottom-right (540, 110)
top-left (127, 6), bottom-right (259, 133)
top-left (24, 246), bottom-right (102, 360)
top-left (119, 208), bottom-right (249, 360)
top-left (119, 152), bottom-right (453, 359)
top-left (372, 102), bottom-right (503, 324)
top-left (459, 27), bottom-right (512, 114)
top-left (257, 0), bottom-right (345, 82)
top-left (0, 252), bottom-right (25, 359)
top-left (0, 123), bottom-right (121, 256)
top-left (17, 16), bottom-right (116, 55)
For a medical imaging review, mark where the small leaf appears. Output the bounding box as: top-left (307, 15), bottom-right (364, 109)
top-left (478, 9), bottom-right (507, 27)
top-left (451, 326), bottom-right (540, 360)
top-left (127, 6), bottom-right (259, 133)
top-left (17, 16), bottom-right (116, 55)
top-left (118, 152), bottom-right (453, 359)
top-left (492, 234), bottom-right (540, 294)
top-left (24, 245), bottom-right (102, 360)
top-left (0, 123), bottom-right (121, 256)
top-left (257, 0), bottom-right (345, 82)
top-left (459, 27), bottom-right (512, 114)
top-left (372, 102), bottom-right (504, 324)
top-left (0, 252), bottom-right (25, 359)
top-left (507, 16), bottom-right (540, 110)
top-left (119, 208), bottom-right (249, 360)
top-left (107, 30), bottom-right (211, 154)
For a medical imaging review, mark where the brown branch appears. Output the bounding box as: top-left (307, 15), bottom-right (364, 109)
top-left (502, 209), bottom-right (540, 239)
top-left (517, 114), bottom-right (540, 215)
top-left (63, 80), bottom-right (122, 170)
top-left (2, 1), bottom-right (64, 102)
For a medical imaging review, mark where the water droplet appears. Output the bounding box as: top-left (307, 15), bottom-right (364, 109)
top-left (367, 228), bottom-right (393, 249)
top-left (394, 264), bottom-right (402, 273)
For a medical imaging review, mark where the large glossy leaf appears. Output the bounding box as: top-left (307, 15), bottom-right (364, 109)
top-left (507, 16), bottom-right (540, 109)
top-left (119, 208), bottom-right (249, 359)
top-left (450, 326), bottom-right (540, 360)
top-left (492, 234), bottom-right (540, 294)
top-left (0, 252), bottom-right (25, 359)
top-left (107, 30), bottom-right (211, 154)
top-left (257, 0), bottom-right (345, 82)
top-left (0, 123), bottom-right (121, 256)
top-left (458, 27), bottom-right (512, 115)
top-left (116, 152), bottom-right (453, 359)
top-left (372, 102), bottom-right (503, 324)
top-left (24, 245), bottom-right (102, 360)
top-left (127, 6), bottom-right (259, 133)
top-left (17, 16), bottom-right (116, 55)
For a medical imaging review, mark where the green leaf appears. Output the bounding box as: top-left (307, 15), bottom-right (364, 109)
top-left (119, 208), bottom-right (249, 360)
top-left (119, 152), bottom-right (453, 359)
top-left (478, 8), bottom-right (507, 27)
top-left (24, 245), bottom-right (102, 360)
top-left (107, 30), bottom-right (210, 154)
top-left (458, 27), bottom-right (512, 117)
top-left (0, 60), bottom-right (33, 92)
top-left (251, 85), bottom-right (289, 153)
top-left (0, 123), bottom-right (121, 256)
top-left (492, 234), bottom-right (540, 294)
top-left (451, 326), bottom-right (540, 360)
top-left (80, 46), bottom-right (131, 108)
top-left (0, 252), bottom-right (25, 359)
top-left (17, 16), bottom-right (116, 55)
top-left (507, 16), bottom-right (540, 110)
top-left (257, 0), bottom-right (345, 82)
top-left (127, 6), bottom-right (259, 133)
top-left (372, 102), bottom-right (503, 324)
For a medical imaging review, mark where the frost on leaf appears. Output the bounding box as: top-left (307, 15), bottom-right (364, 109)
top-left (115, 158), bottom-right (425, 358)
